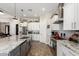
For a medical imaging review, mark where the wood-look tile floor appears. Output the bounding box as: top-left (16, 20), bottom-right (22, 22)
top-left (27, 41), bottom-right (56, 56)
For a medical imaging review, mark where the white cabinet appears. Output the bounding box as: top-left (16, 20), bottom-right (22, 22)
top-left (57, 41), bottom-right (73, 56)
top-left (28, 22), bottom-right (40, 30)
top-left (76, 3), bottom-right (79, 30)
top-left (32, 34), bottom-right (40, 41)
top-left (57, 42), bottom-right (65, 56)
top-left (63, 3), bottom-right (79, 30)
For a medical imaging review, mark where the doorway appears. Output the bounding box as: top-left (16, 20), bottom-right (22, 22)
top-left (16, 24), bottom-right (19, 35)
top-left (5, 25), bottom-right (10, 35)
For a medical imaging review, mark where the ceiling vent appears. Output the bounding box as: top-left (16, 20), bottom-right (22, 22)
top-left (28, 9), bottom-right (32, 12)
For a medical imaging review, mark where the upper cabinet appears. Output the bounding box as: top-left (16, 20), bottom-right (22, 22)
top-left (63, 3), bottom-right (79, 30)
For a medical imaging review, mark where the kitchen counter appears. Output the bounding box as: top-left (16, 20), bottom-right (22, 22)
top-left (57, 40), bottom-right (79, 56)
top-left (0, 35), bottom-right (30, 56)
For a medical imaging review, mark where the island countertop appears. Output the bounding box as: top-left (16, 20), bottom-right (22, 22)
top-left (0, 35), bottom-right (29, 56)
top-left (57, 40), bottom-right (79, 56)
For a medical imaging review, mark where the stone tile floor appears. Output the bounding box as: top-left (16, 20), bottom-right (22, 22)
top-left (27, 41), bottom-right (56, 56)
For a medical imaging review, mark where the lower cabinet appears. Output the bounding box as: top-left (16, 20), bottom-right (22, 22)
top-left (26, 40), bottom-right (31, 53)
top-left (9, 46), bottom-right (20, 56)
top-left (57, 41), bottom-right (78, 56)
top-left (20, 41), bottom-right (27, 56)
top-left (50, 39), bottom-right (56, 48)
top-left (9, 40), bottom-right (31, 56)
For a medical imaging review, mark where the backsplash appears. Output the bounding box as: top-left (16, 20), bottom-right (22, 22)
top-left (51, 30), bottom-right (79, 39)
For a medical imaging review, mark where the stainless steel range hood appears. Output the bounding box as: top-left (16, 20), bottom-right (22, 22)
top-left (53, 3), bottom-right (64, 24)
top-left (53, 18), bottom-right (63, 24)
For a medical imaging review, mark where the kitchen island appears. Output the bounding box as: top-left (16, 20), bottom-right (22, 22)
top-left (57, 40), bottom-right (79, 56)
top-left (0, 35), bottom-right (31, 56)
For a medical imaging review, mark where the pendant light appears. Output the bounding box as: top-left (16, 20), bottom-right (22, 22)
top-left (12, 3), bottom-right (17, 20)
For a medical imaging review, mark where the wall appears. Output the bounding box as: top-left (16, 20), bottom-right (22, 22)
top-left (0, 18), bottom-right (20, 35)
top-left (10, 19), bottom-right (20, 35)
top-left (0, 19), bottom-right (10, 33)
top-left (40, 12), bottom-right (53, 45)
top-left (0, 22), bottom-right (10, 33)
top-left (0, 19), bottom-right (10, 22)
top-left (40, 15), bottom-right (47, 44)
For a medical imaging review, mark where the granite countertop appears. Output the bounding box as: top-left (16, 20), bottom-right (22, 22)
top-left (0, 35), bottom-right (29, 55)
top-left (57, 40), bottom-right (79, 55)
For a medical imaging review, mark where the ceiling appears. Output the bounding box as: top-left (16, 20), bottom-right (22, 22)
top-left (0, 3), bottom-right (58, 18)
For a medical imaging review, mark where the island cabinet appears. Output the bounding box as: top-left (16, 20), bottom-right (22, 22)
top-left (20, 40), bottom-right (27, 56)
top-left (9, 45), bottom-right (21, 56)
top-left (25, 40), bottom-right (31, 54)
top-left (9, 39), bottom-right (31, 56)
top-left (20, 40), bottom-right (31, 56)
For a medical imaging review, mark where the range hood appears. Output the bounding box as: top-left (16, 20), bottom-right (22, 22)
top-left (53, 3), bottom-right (64, 24)
top-left (53, 18), bottom-right (63, 24)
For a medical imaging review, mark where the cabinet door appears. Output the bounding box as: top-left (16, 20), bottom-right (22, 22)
top-left (64, 3), bottom-right (75, 30)
top-left (76, 3), bottom-right (79, 30)
top-left (20, 41), bottom-right (26, 56)
top-left (32, 34), bottom-right (40, 41)
top-left (9, 46), bottom-right (20, 56)
top-left (57, 42), bottom-right (64, 56)
top-left (73, 3), bottom-right (78, 30)
top-left (25, 39), bottom-right (31, 55)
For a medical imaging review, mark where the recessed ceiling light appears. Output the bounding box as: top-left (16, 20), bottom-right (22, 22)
top-left (34, 14), bottom-right (37, 17)
top-left (23, 14), bottom-right (26, 17)
top-left (42, 8), bottom-right (45, 11)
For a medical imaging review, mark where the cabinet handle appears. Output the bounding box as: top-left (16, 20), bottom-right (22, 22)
top-left (74, 22), bottom-right (76, 29)
top-left (72, 22), bottom-right (73, 29)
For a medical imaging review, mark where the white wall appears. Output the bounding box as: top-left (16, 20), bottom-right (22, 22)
top-left (10, 19), bottom-right (20, 35)
top-left (40, 16), bottom-right (47, 44)
top-left (0, 19), bottom-right (10, 22)
top-left (0, 19), bottom-right (10, 33)
top-left (40, 12), bottom-right (52, 45)
top-left (0, 18), bottom-right (20, 35)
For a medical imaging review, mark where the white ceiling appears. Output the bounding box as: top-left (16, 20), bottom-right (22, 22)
top-left (0, 3), bottom-right (58, 18)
